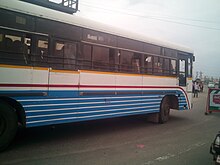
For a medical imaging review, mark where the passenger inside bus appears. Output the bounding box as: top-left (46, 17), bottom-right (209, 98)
top-left (132, 58), bottom-right (140, 73)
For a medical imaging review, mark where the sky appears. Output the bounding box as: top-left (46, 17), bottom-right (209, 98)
top-left (54, 0), bottom-right (220, 78)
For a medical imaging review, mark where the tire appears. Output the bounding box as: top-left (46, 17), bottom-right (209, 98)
top-left (0, 101), bottom-right (18, 152)
top-left (159, 97), bottom-right (170, 124)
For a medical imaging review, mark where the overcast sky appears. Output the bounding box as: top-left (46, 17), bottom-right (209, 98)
top-left (54, 0), bottom-right (220, 78)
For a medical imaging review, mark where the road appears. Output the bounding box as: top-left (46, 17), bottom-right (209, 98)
top-left (0, 87), bottom-right (220, 165)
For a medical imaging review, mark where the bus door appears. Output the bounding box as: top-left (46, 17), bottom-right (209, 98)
top-left (178, 53), bottom-right (188, 87)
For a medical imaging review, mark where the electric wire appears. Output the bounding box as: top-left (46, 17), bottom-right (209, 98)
top-left (79, 2), bottom-right (220, 31)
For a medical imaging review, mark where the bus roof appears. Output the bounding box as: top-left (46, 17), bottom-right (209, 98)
top-left (0, 0), bottom-right (193, 54)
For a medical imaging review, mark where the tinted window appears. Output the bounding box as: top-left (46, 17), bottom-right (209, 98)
top-left (171, 59), bottom-right (177, 75)
top-left (164, 58), bottom-right (170, 75)
top-left (118, 37), bottom-right (142, 52)
top-left (164, 48), bottom-right (177, 57)
top-left (49, 40), bottom-right (77, 70)
top-left (143, 43), bottom-right (161, 55)
top-left (32, 37), bottom-right (48, 67)
top-left (64, 43), bottom-right (76, 69)
top-left (153, 57), bottom-right (163, 75)
top-left (5, 34), bottom-right (22, 53)
top-left (109, 48), bottom-right (119, 71)
top-left (78, 44), bottom-right (92, 70)
top-left (131, 53), bottom-right (141, 73)
top-left (92, 46), bottom-right (109, 71)
top-left (0, 31), bottom-right (29, 66)
top-left (144, 55), bottom-right (153, 74)
top-left (120, 50), bottom-right (133, 72)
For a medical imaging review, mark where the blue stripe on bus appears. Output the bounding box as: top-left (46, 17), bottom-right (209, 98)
top-left (26, 109), bottom-right (160, 127)
top-left (4, 89), bottom-right (189, 127)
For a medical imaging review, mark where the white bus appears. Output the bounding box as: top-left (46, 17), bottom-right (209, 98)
top-left (0, 0), bottom-right (194, 151)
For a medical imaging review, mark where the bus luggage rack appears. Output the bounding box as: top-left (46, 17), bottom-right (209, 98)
top-left (19, 0), bottom-right (79, 14)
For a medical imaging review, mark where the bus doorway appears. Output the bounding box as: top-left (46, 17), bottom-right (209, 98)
top-left (178, 54), bottom-right (188, 87)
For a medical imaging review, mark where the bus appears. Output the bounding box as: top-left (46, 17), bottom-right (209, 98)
top-left (0, 0), bottom-right (194, 151)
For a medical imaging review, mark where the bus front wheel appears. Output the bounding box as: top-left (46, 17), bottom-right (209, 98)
top-left (0, 101), bottom-right (18, 151)
top-left (159, 97), bottom-right (170, 124)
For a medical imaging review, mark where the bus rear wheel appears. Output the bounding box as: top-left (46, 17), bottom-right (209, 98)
top-left (159, 97), bottom-right (170, 124)
top-left (0, 101), bottom-right (18, 152)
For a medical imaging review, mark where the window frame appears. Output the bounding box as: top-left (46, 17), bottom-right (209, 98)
top-left (92, 45), bottom-right (110, 71)
top-left (0, 29), bottom-right (31, 66)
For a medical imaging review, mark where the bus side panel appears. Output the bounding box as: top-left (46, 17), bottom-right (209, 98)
top-left (142, 76), bottom-right (190, 111)
top-left (76, 72), bottom-right (158, 123)
top-left (20, 69), bottom-right (80, 127)
top-left (79, 70), bottom-right (116, 88)
top-left (0, 66), bottom-right (49, 91)
top-left (23, 73), bottom-right (189, 127)
top-left (48, 69), bottom-right (79, 97)
top-left (115, 73), bottom-right (142, 89)
top-left (0, 66), bottom-right (32, 90)
top-left (142, 75), bottom-right (176, 86)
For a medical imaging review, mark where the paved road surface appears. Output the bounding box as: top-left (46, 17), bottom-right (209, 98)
top-left (0, 87), bottom-right (220, 165)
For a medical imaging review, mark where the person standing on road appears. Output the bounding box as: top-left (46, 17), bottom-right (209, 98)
top-left (194, 82), bottom-right (200, 98)
top-left (199, 82), bottom-right (204, 92)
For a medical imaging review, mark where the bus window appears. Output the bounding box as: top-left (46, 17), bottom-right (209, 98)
top-left (179, 59), bottom-right (186, 86)
top-left (109, 48), bottom-right (118, 72)
top-left (54, 42), bottom-right (64, 58)
top-left (5, 34), bottom-right (22, 53)
top-left (179, 59), bottom-right (185, 72)
top-left (4, 37), bottom-right (13, 51)
top-left (78, 44), bottom-right (92, 70)
top-left (38, 40), bottom-right (48, 50)
top-left (143, 43), bottom-right (161, 55)
top-left (120, 50), bottom-right (133, 72)
top-left (164, 48), bottom-right (177, 57)
top-left (34, 38), bottom-right (48, 67)
top-left (92, 46), bottom-right (109, 71)
top-left (5, 34), bottom-right (28, 65)
top-left (51, 41), bottom-right (64, 69)
top-left (0, 31), bottom-right (32, 65)
top-left (144, 55), bottom-right (153, 74)
top-left (64, 42), bottom-right (76, 70)
top-left (55, 42), bottom-right (64, 53)
top-left (24, 37), bottom-right (31, 55)
top-left (132, 53), bottom-right (141, 73)
top-left (188, 58), bottom-right (192, 77)
top-left (153, 57), bottom-right (163, 75)
top-left (50, 40), bottom-right (77, 70)
top-left (171, 59), bottom-right (177, 75)
top-left (164, 58), bottom-right (170, 75)
top-left (37, 39), bottom-right (48, 59)
top-left (0, 34), bottom-right (3, 50)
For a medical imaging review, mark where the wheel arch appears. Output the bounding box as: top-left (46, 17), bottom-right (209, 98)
top-left (162, 94), bottom-right (179, 110)
top-left (0, 97), bottom-right (26, 127)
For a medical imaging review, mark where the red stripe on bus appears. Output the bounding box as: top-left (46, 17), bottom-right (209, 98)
top-left (0, 83), bottom-right (182, 89)
top-left (0, 83), bottom-right (189, 107)
top-left (0, 84), bottom-right (78, 88)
